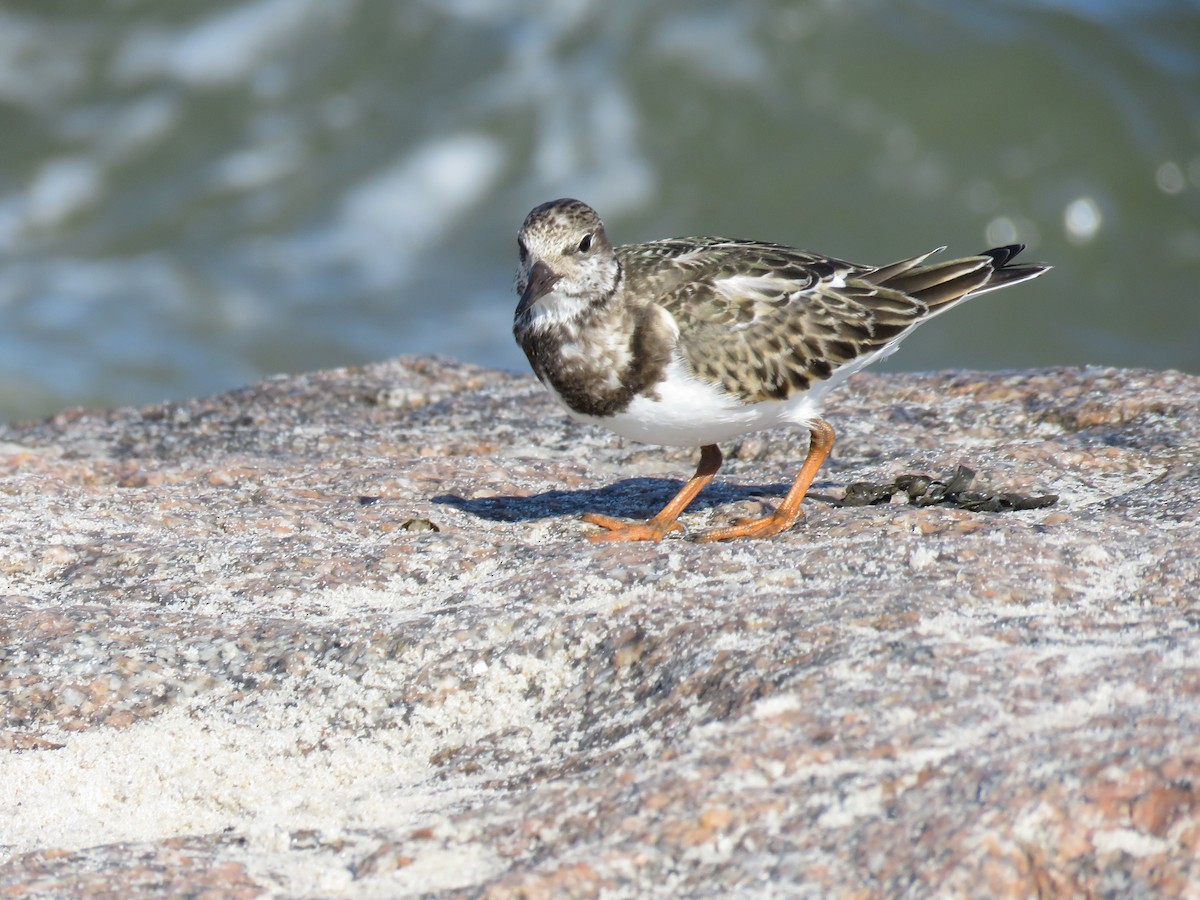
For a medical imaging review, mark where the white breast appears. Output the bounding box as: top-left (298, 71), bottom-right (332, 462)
top-left (546, 356), bottom-right (827, 448)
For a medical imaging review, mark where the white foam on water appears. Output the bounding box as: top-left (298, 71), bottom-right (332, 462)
top-left (113, 0), bottom-right (349, 88)
top-left (294, 132), bottom-right (506, 287)
top-left (210, 138), bottom-right (307, 192)
top-left (25, 157), bottom-right (104, 229)
top-left (0, 11), bottom-right (88, 108)
top-left (650, 8), bottom-right (767, 84)
top-left (97, 94), bottom-right (181, 162)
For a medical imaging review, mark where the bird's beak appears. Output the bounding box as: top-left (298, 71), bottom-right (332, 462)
top-left (516, 260), bottom-right (561, 317)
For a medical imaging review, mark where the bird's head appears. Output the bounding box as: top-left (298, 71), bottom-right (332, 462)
top-left (514, 198), bottom-right (619, 322)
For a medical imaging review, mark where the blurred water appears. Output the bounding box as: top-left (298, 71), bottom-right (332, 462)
top-left (1, 0), bottom-right (1198, 422)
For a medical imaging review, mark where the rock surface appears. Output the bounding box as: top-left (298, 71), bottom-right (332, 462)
top-left (1, 356), bottom-right (1198, 897)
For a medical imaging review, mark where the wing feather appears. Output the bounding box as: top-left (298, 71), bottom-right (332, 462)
top-left (617, 239), bottom-right (1046, 404)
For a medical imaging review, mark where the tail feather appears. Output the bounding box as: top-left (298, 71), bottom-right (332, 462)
top-left (866, 246), bottom-right (946, 284)
top-left (884, 258), bottom-right (990, 299)
top-left (981, 244), bottom-right (1024, 268)
top-left (976, 244), bottom-right (1049, 292)
top-left (874, 243), bottom-right (1049, 311)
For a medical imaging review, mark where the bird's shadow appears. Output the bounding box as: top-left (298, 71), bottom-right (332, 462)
top-left (433, 476), bottom-right (838, 524)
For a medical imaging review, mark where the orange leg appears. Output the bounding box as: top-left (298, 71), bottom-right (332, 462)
top-left (695, 419), bottom-right (835, 542)
top-left (585, 444), bottom-right (723, 542)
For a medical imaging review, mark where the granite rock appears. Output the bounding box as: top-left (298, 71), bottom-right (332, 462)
top-left (1, 357), bottom-right (1198, 897)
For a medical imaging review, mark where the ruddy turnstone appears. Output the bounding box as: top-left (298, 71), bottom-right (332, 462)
top-left (513, 198), bottom-right (1049, 542)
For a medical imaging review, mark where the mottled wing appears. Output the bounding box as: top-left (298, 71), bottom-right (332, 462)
top-left (621, 239), bottom-right (933, 403)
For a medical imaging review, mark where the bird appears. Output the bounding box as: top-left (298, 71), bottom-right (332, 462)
top-left (512, 198), bottom-right (1049, 542)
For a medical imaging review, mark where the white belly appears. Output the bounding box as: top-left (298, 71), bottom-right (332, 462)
top-left (547, 357), bottom-right (828, 448)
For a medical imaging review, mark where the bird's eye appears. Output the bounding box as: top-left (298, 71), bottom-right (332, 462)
top-left (517, 239), bottom-right (528, 262)
top-left (577, 233), bottom-right (593, 253)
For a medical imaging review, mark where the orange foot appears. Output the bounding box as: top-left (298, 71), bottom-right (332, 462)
top-left (693, 509), bottom-right (801, 543)
top-left (583, 513), bottom-right (683, 543)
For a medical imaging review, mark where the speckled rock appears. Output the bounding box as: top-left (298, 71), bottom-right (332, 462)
top-left (1, 357), bottom-right (1198, 897)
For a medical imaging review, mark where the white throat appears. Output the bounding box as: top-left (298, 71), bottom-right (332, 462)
top-left (520, 289), bottom-right (597, 336)
top-left (520, 261), bottom-right (623, 336)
